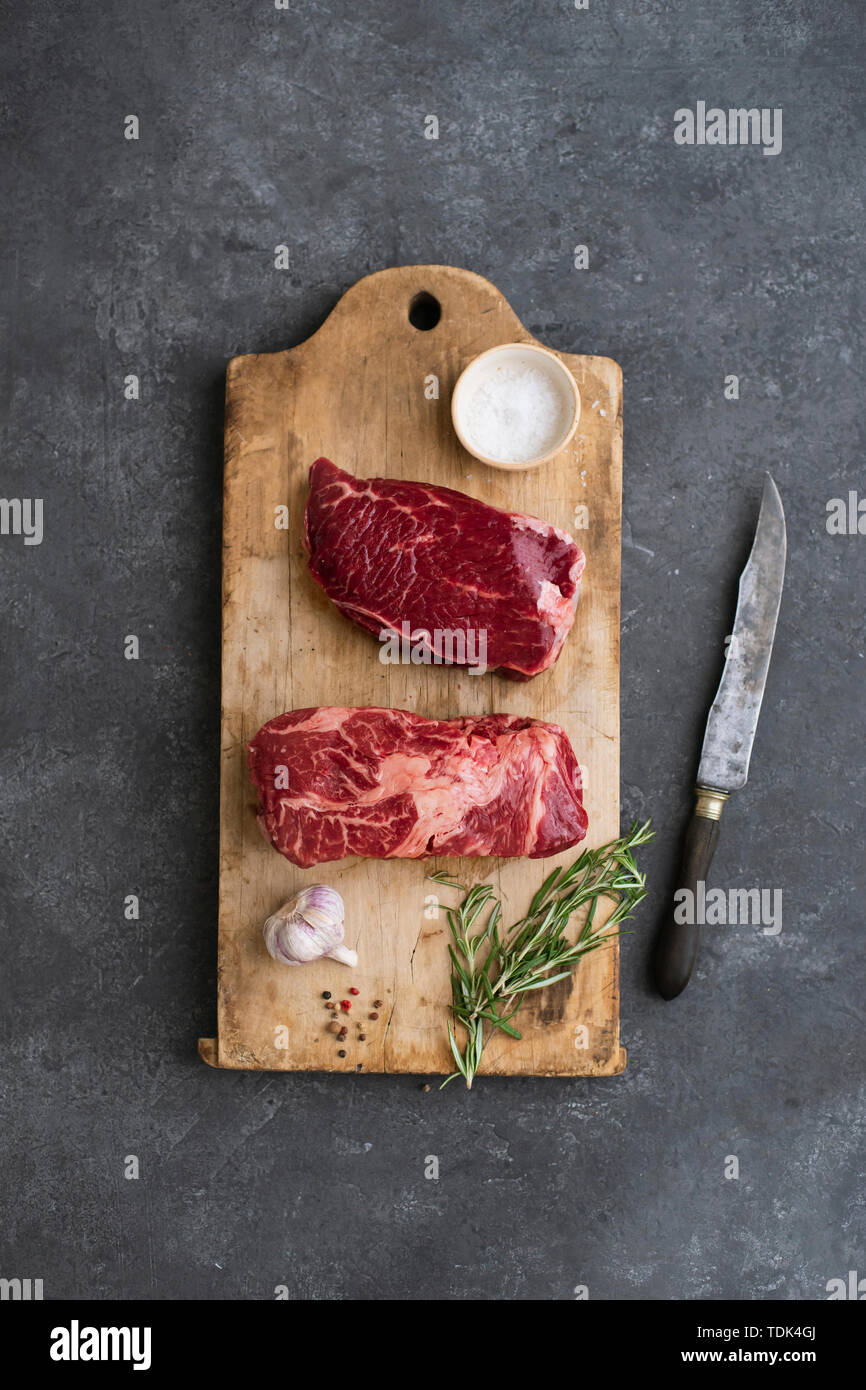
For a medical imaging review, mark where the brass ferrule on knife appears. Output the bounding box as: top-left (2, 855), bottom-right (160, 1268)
top-left (694, 786), bottom-right (729, 821)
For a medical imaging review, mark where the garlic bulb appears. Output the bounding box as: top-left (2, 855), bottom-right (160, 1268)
top-left (263, 885), bottom-right (357, 967)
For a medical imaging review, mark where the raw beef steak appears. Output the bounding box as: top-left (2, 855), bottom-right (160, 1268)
top-left (304, 458), bottom-right (585, 679)
top-left (248, 706), bottom-right (588, 868)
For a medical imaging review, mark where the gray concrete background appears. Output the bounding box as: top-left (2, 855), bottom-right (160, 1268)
top-left (1, 0), bottom-right (863, 1301)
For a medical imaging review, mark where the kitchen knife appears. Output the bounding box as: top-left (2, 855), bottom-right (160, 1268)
top-left (654, 474), bottom-right (787, 1000)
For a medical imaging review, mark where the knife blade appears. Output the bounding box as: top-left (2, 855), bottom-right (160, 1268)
top-left (654, 474), bottom-right (786, 999)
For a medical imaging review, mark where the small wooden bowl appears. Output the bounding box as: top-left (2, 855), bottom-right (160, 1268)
top-left (451, 342), bottom-right (581, 471)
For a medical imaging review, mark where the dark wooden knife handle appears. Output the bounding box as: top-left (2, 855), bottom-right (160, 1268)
top-left (654, 788), bottom-right (728, 1000)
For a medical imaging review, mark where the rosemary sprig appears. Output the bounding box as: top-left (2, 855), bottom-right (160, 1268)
top-left (429, 820), bottom-right (653, 1089)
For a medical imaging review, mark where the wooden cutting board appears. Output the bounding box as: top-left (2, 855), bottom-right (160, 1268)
top-left (199, 265), bottom-right (623, 1077)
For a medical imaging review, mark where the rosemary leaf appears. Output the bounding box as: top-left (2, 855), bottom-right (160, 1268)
top-left (435, 820), bottom-right (653, 1088)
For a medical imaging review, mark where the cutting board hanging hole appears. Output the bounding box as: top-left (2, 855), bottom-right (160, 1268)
top-left (408, 291), bottom-right (441, 331)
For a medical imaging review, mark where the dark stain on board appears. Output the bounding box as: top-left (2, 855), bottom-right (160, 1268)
top-left (529, 970), bottom-right (574, 1025)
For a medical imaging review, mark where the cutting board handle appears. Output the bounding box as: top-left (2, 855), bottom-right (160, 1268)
top-left (297, 265), bottom-right (532, 362)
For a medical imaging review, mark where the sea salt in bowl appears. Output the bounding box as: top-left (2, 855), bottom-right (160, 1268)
top-left (451, 342), bottom-right (580, 470)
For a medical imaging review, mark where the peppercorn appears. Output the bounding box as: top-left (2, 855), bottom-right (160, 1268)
top-left (420, 1083), bottom-right (431, 1092)
top-left (373, 999), bottom-right (383, 1008)
top-left (369, 1012), bottom-right (379, 1020)
top-left (339, 1000), bottom-right (351, 1011)
top-left (358, 1034), bottom-right (366, 1042)
top-left (349, 987), bottom-right (359, 995)
top-left (322, 991), bottom-right (331, 999)
top-left (337, 1049), bottom-right (347, 1058)
top-left (355, 1063), bottom-right (363, 1071)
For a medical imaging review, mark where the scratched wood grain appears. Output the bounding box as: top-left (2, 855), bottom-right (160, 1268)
top-left (199, 264), bottom-right (623, 1076)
